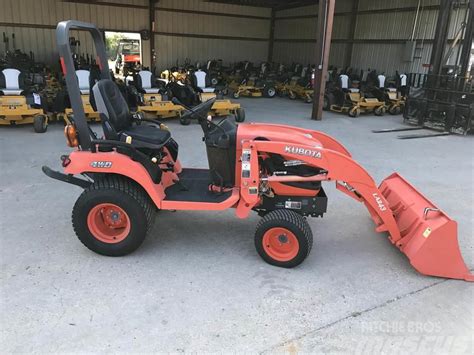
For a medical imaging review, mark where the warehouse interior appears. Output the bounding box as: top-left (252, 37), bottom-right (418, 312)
top-left (1, 0), bottom-right (471, 74)
top-left (1, 0), bottom-right (473, 353)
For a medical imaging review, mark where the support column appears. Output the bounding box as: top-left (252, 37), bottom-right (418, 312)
top-left (429, 0), bottom-right (453, 74)
top-left (459, 0), bottom-right (473, 78)
top-left (267, 8), bottom-right (276, 62)
top-left (149, 0), bottom-right (158, 72)
top-left (343, 0), bottom-right (359, 69)
top-left (311, 0), bottom-right (335, 120)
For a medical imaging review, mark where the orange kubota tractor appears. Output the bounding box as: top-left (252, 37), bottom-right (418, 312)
top-left (43, 21), bottom-right (473, 282)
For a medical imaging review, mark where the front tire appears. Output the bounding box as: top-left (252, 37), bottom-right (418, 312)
top-left (389, 105), bottom-right (401, 115)
top-left (72, 176), bottom-right (156, 256)
top-left (374, 106), bottom-right (386, 116)
top-left (180, 116), bottom-right (191, 125)
top-left (33, 114), bottom-right (48, 133)
top-left (263, 86), bottom-right (276, 98)
top-left (348, 107), bottom-right (360, 117)
top-left (255, 209), bottom-right (313, 268)
top-left (235, 107), bottom-right (245, 122)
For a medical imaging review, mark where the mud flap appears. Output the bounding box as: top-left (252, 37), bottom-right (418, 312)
top-left (379, 173), bottom-right (473, 281)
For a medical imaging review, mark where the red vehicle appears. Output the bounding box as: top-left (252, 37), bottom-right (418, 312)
top-left (114, 39), bottom-right (140, 77)
top-left (45, 21), bottom-right (473, 281)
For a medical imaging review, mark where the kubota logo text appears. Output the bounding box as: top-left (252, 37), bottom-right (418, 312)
top-left (373, 193), bottom-right (387, 211)
top-left (90, 161), bottom-right (112, 168)
top-left (284, 146), bottom-right (322, 159)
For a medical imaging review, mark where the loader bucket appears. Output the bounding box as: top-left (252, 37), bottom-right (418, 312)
top-left (379, 173), bottom-right (473, 281)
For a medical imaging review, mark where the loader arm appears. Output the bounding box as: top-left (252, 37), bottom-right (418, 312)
top-left (237, 140), bottom-right (473, 281)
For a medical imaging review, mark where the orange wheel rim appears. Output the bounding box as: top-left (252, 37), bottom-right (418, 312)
top-left (87, 203), bottom-right (131, 243)
top-left (262, 227), bottom-right (299, 262)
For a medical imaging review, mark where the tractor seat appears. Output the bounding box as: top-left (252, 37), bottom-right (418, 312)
top-left (93, 79), bottom-right (170, 147)
top-left (121, 125), bottom-right (170, 145)
top-left (0, 68), bottom-right (24, 95)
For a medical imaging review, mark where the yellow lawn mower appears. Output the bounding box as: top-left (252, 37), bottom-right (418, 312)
top-left (0, 68), bottom-right (48, 132)
top-left (228, 76), bottom-right (276, 99)
top-left (324, 74), bottom-right (386, 117)
top-left (58, 68), bottom-right (102, 123)
top-left (133, 70), bottom-right (184, 120)
top-left (374, 74), bottom-right (407, 115)
top-left (188, 69), bottom-right (245, 124)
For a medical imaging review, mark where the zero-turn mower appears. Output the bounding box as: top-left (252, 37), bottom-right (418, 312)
top-left (228, 63), bottom-right (276, 99)
top-left (59, 68), bottom-right (101, 123)
top-left (324, 74), bottom-right (386, 117)
top-left (188, 68), bottom-right (245, 125)
top-left (374, 73), bottom-right (407, 115)
top-left (44, 21), bottom-right (473, 282)
top-left (132, 69), bottom-right (184, 120)
top-left (0, 68), bottom-right (48, 132)
top-left (285, 66), bottom-right (314, 103)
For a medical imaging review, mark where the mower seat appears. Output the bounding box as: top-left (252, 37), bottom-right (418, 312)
top-left (377, 74), bottom-right (386, 89)
top-left (135, 70), bottom-right (162, 94)
top-left (192, 70), bottom-right (215, 93)
top-left (0, 68), bottom-right (24, 95)
top-left (76, 70), bottom-right (91, 95)
top-left (339, 74), bottom-right (349, 90)
top-left (93, 79), bottom-right (170, 147)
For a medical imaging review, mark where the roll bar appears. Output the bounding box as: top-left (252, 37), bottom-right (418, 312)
top-left (56, 20), bottom-right (111, 150)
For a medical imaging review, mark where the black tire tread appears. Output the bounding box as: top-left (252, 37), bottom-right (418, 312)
top-left (255, 209), bottom-right (313, 267)
top-left (72, 175), bottom-right (156, 254)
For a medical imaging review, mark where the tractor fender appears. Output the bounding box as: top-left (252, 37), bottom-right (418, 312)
top-left (64, 150), bottom-right (165, 208)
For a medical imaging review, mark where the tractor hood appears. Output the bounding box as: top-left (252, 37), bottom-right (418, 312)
top-left (237, 123), bottom-right (324, 149)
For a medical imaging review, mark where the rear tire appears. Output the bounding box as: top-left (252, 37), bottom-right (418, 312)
top-left (255, 209), bottom-right (313, 268)
top-left (323, 94), bottom-right (332, 111)
top-left (33, 114), bottom-right (48, 133)
top-left (235, 107), bottom-right (245, 122)
top-left (72, 176), bottom-right (156, 256)
top-left (232, 91), bottom-right (240, 99)
top-left (288, 91), bottom-right (297, 100)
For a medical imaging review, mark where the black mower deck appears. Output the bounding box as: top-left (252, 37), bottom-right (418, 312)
top-left (164, 168), bottom-right (232, 203)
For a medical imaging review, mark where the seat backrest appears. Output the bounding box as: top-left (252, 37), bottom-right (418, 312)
top-left (194, 70), bottom-right (207, 88)
top-left (400, 74), bottom-right (407, 87)
top-left (138, 70), bottom-right (153, 89)
top-left (339, 74), bottom-right (349, 89)
top-left (377, 74), bottom-right (386, 88)
top-left (93, 79), bottom-right (131, 132)
top-left (301, 67), bottom-right (308, 78)
top-left (1, 69), bottom-right (21, 89)
top-left (76, 70), bottom-right (90, 91)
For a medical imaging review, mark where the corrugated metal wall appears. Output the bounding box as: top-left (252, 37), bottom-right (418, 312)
top-left (153, 0), bottom-right (270, 70)
top-left (273, 0), bottom-right (469, 76)
top-left (272, 0), bottom-right (352, 67)
top-left (0, 0), bottom-right (271, 72)
top-left (1, 0), bottom-right (468, 76)
top-left (0, 0), bottom-right (150, 68)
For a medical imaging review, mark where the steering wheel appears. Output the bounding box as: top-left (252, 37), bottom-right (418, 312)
top-left (177, 97), bottom-right (231, 135)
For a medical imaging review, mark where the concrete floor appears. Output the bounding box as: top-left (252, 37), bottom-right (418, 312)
top-left (1, 98), bottom-right (472, 353)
